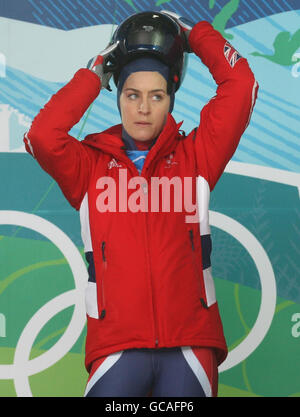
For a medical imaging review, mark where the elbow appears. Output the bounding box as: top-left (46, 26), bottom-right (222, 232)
top-left (238, 62), bottom-right (259, 95)
top-left (245, 73), bottom-right (259, 97)
top-left (240, 71), bottom-right (259, 129)
top-left (23, 120), bottom-right (45, 158)
top-left (234, 67), bottom-right (259, 115)
top-left (23, 131), bottom-right (35, 158)
top-left (23, 110), bottom-right (45, 155)
top-left (23, 122), bottom-right (61, 160)
top-left (23, 113), bottom-right (45, 157)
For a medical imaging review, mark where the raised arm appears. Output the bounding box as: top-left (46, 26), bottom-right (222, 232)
top-left (189, 21), bottom-right (258, 190)
top-left (23, 44), bottom-right (117, 209)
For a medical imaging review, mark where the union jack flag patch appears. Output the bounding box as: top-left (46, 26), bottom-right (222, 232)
top-left (224, 41), bottom-right (242, 68)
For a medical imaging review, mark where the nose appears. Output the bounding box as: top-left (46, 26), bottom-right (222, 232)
top-left (138, 97), bottom-right (150, 114)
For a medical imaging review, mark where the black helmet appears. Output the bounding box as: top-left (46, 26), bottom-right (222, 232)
top-left (106, 11), bottom-right (189, 92)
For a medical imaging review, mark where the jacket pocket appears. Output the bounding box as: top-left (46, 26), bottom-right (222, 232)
top-left (188, 229), bottom-right (209, 309)
top-left (85, 251), bottom-right (99, 319)
top-left (99, 241), bottom-right (107, 319)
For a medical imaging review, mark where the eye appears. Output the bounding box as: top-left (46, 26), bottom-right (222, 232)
top-left (127, 93), bottom-right (138, 100)
top-left (152, 94), bottom-right (163, 101)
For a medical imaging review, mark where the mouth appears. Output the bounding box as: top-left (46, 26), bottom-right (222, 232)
top-left (135, 121), bottom-right (151, 125)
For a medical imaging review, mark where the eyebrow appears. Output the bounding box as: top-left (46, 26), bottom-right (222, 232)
top-left (124, 88), bottom-right (166, 93)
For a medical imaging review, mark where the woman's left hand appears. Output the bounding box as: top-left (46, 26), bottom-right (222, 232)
top-left (160, 10), bottom-right (194, 53)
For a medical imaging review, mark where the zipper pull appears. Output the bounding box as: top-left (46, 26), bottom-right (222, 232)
top-left (101, 241), bottom-right (106, 261)
top-left (189, 229), bottom-right (195, 251)
top-left (200, 298), bottom-right (209, 309)
top-left (100, 242), bottom-right (107, 320)
top-left (99, 309), bottom-right (106, 319)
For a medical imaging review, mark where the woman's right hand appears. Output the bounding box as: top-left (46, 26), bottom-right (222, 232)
top-left (87, 42), bottom-right (119, 91)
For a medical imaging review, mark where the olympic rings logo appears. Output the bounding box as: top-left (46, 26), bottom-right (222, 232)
top-left (0, 162), bottom-right (299, 396)
top-left (211, 210), bottom-right (276, 372)
top-left (0, 210), bottom-right (88, 397)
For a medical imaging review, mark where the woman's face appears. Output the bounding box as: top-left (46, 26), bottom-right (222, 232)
top-left (119, 71), bottom-right (170, 142)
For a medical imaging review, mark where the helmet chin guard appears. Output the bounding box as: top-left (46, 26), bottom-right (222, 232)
top-left (106, 11), bottom-right (189, 92)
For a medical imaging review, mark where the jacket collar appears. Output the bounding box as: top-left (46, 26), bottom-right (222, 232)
top-left (82, 113), bottom-right (183, 166)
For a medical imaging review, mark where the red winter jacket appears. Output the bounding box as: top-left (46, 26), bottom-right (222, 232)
top-left (24, 21), bottom-right (258, 371)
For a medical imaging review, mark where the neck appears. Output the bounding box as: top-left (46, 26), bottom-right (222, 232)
top-left (133, 138), bottom-right (155, 150)
top-left (122, 126), bottom-right (156, 150)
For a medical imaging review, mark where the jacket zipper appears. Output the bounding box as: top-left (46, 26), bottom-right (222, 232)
top-left (142, 175), bottom-right (159, 347)
top-left (99, 241), bottom-right (107, 319)
top-left (189, 230), bottom-right (208, 309)
top-left (145, 216), bottom-right (159, 346)
top-left (120, 152), bottom-right (159, 345)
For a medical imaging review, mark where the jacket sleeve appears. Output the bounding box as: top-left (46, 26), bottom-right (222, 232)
top-left (23, 68), bottom-right (101, 210)
top-left (189, 21), bottom-right (259, 190)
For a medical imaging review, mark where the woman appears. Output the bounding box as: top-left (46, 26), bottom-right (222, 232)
top-left (24, 11), bottom-right (258, 397)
